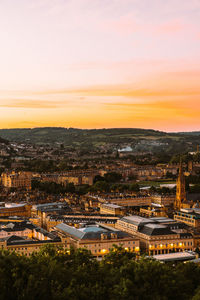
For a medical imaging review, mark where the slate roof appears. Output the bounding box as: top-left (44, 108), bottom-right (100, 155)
top-left (34, 227), bottom-right (58, 240)
top-left (139, 223), bottom-right (174, 236)
top-left (120, 215), bottom-right (154, 226)
top-left (150, 217), bottom-right (175, 223)
top-left (179, 232), bottom-right (193, 238)
top-left (166, 222), bottom-right (187, 230)
top-left (0, 235), bottom-right (26, 243)
top-left (120, 215), bottom-right (191, 237)
top-left (7, 237), bottom-right (61, 246)
top-left (56, 223), bottom-right (131, 240)
top-left (0, 221), bottom-right (36, 232)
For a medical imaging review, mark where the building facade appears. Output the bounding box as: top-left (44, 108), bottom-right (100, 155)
top-left (174, 208), bottom-right (200, 228)
top-left (116, 215), bottom-right (194, 255)
top-left (100, 203), bottom-right (125, 216)
top-left (53, 222), bottom-right (140, 257)
top-left (1, 171), bottom-right (32, 190)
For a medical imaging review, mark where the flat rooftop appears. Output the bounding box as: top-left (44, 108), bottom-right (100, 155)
top-left (150, 217), bottom-right (175, 223)
top-left (102, 203), bottom-right (123, 209)
top-left (153, 252), bottom-right (196, 262)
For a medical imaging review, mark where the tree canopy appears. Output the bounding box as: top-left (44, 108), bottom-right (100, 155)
top-left (0, 245), bottom-right (200, 300)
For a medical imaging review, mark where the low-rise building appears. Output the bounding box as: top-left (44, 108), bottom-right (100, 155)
top-left (31, 202), bottom-right (71, 227)
top-left (152, 251), bottom-right (197, 263)
top-left (45, 213), bottom-right (119, 231)
top-left (174, 208), bottom-right (200, 228)
top-left (53, 222), bottom-right (140, 257)
top-left (0, 204), bottom-right (32, 218)
top-left (0, 220), bottom-right (35, 238)
top-left (151, 195), bottom-right (175, 207)
top-left (89, 193), bottom-right (152, 207)
top-left (33, 227), bottom-right (58, 241)
top-left (100, 203), bottom-right (125, 216)
top-left (0, 235), bottom-right (63, 256)
top-left (1, 171), bottom-right (32, 190)
top-left (116, 215), bottom-right (194, 255)
top-left (140, 204), bottom-right (167, 218)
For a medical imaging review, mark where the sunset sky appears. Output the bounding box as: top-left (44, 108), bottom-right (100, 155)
top-left (0, 0), bottom-right (200, 131)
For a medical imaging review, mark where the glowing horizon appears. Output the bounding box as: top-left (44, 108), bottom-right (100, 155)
top-left (0, 0), bottom-right (200, 131)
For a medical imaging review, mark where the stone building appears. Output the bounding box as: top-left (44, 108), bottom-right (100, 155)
top-left (116, 215), bottom-right (194, 255)
top-left (53, 222), bottom-right (140, 257)
top-left (1, 171), bottom-right (32, 190)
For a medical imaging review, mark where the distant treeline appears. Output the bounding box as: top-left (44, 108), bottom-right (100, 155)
top-left (31, 172), bottom-right (140, 195)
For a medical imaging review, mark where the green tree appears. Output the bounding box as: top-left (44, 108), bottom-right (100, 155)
top-left (91, 181), bottom-right (110, 192)
top-left (104, 172), bottom-right (122, 183)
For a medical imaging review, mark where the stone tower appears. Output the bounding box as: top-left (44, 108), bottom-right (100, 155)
top-left (175, 159), bottom-right (186, 211)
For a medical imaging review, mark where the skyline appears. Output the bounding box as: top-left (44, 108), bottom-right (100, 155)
top-left (0, 0), bottom-right (200, 131)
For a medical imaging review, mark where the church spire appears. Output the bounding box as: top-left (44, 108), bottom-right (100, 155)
top-left (174, 157), bottom-right (186, 211)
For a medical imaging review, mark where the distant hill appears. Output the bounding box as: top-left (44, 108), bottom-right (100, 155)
top-left (0, 127), bottom-right (199, 154)
top-left (0, 127), bottom-right (170, 144)
top-left (179, 131), bottom-right (200, 136)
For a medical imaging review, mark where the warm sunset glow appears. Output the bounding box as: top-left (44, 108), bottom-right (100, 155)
top-left (0, 0), bottom-right (200, 131)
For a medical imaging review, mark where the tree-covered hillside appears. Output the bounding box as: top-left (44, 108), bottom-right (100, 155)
top-left (0, 127), bottom-right (199, 154)
top-left (0, 127), bottom-right (168, 144)
top-left (0, 245), bottom-right (200, 300)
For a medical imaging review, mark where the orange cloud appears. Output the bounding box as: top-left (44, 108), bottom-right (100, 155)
top-left (40, 84), bottom-right (200, 98)
top-left (0, 99), bottom-right (69, 109)
top-left (1, 67), bottom-right (200, 131)
top-left (103, 100), bottom-right (200, 115)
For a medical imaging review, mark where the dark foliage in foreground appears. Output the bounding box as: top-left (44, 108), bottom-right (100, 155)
top-left (1, 245), bottom-right (200, 300)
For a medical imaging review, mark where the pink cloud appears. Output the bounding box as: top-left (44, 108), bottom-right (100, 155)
top-left (155, 20), bottom-right (185, 34)
top-left (101, 15), bottom-right (190, 38)
top-left (101, 14), bottom-right (140, 35)
top-left (195, 32), bottom-right (200, 40)
top-left (150, 19), bottom-right (200, 40)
